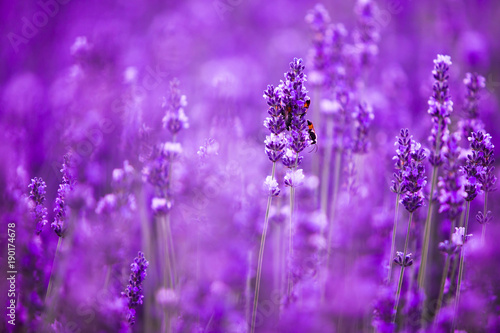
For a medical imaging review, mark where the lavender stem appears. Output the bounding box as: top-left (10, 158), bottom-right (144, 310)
top-left (392, 212), bottom-right (413, 325)
top-left (388, 193), bottom-right (401, 283)
top-left (251, 162), bottom-right (276, 333)
top-left (453, 201), bottom-right (471, 331)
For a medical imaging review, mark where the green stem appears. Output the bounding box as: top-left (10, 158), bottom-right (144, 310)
top-left (45, 237), bottom-right (63, 303)
top-left (418, 165), bottom-right (438, 289)
top-left (320, 117), bottom-right (334, 217)
top-left (434, 254), bottom-right (451, 322)
top-left (288, 184), bottom-right (295, 297)
top-left (326, 150), bottom-right (342, 269)
top-left (251, 162), bottom-right (276, 333)
top-left (392, 212), bottom-right (413, 325)
top-left (453, 201), bottom-right (471, 331)
top-left (388, 193), bottom-right (401, 283)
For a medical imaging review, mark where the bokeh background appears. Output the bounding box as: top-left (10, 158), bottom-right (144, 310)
top-left (1, 0), bottom-right (499, 332)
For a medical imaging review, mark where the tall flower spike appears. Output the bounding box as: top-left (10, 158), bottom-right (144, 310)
top-left (162, 78), bottom-right (189, 135)
top-left (428, 54), bottom-right (453, 167)
top-left (352, 102), bottom-right (374, 154)
top-left (459, 72), bottom-right (486, 139)
top-left (305, 4), bottom-right (331, 86)
top-left (122, 251), bottom-right (149, 326)
top-left (29, 177), bottom-right (48, 235)
top-left (463, 72), bottom-right (486, 119)
top-left (279, 58), bottom-right (311, 168)
top-left (353, 0), bottom-right (380, 67)
top-left (51, 154), bottom-right (75, 237)
top-left (390, 129), bottom-right (412, 194)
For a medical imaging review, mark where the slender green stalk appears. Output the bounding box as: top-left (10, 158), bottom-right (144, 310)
top-left (326, 150), bottom-right (342, 269)
top-left (392, 212), bottom-right (413, 325)
top-left (288, 184), bottom-right (295, 297)
top-left (434, 254), bottom-right (451, 321)
top-left (320, 117), bottom-right (334, 216)
top-left (251, 162), bottom-right (276, 333)
top-left (418, 165), bottom-right (438, 289)
top-left (45, 237), bottom-right (63, 303)
top-left (387, 193), bottom-right (401, 283)
top-left (453, 201), bottom-right (471, 331)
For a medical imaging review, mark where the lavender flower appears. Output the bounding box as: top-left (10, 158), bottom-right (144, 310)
top-left (162, 78), bottom-right (189, 135)
top-left (305, 4), bottom-right (331, 85)
top-left (390, 129), bottom-right (412, 194)
top-left (123, 251), bottom-right (149, 325)
top-left (284, 169), bottom-right (305, 188)
top-left (428, 54), bottom-right (453, 166)
top-left (28, 177), bottom-right (48, 235)
top-left (263, 176), bottom-right (280, 196)
top-left (51, 154), bottom-right (75, 238)
top-left (400, 141), bottom-right (427, 213)
top-left (393, 251), bottom-right (413, 267)
top-left (462, 131), bottom-right (497, 201)
top-left (463, 72), bottom-right (486, 119)
top-left (279, 58), bottom-right (311, 166)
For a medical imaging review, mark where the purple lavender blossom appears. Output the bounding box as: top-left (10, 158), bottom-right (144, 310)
top-left (123, 251), bottom-right (149, 326)
top-left (28, 177), bottom-right (48, 235)
top-left (162, 78), bottom-right (189, 135)
top-left (400, 141), bottom-right (427, 213)
top-left (428, 54), bottom-right (453, 167)
top-left (462, 131), bottom-right (497, 201)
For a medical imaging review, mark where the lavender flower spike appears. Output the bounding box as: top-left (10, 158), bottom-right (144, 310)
top-left (29, 177), bottom-right (48, 235)
top-left (123, 251), bottom-right (149, 326)
top-left (162, 78), bottom-right (189, 135)
top-left (428, 54), bottom-right (453, 166)
top-left (51, 154), bottom-right (75, 238)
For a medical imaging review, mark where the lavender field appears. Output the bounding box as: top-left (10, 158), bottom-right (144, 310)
top-left (1, 0), bottom-right (500, 332)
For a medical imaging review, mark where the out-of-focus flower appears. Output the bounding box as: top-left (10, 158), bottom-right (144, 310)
top-left (284, 169), bottom-right (305, 188)
top-left (438, 240), bottom-right (458, 255)
top-left (151, 197), bottom-right (172, 215)
top-left (122, 251), bottom-right (149, 326)
top-left (263, 175), bottom-right (280, 196)
top-left (28, 177), bottom-right (48, 235)
top-left (197, 138), bottom-right (219, 159)
top-left (438, 133), bottom-right (466, 219)
top-left (352, 102), bottom-right (374, 154)
top-left (162, 78), bottom-right (189, 135)
top-left (451, 227), bottom-right (472, 246)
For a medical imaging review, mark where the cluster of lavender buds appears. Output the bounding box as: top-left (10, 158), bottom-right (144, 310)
top-left (462, 131), bottom-right (496, 201)
top-left (438, 133), bottom-right (466, 219)
top-left (428, 55), bottom-right (453, 166)
top-left (51, 154), bottom-right (75, 238)
top-left (162, 78), bottom-right (189, 135)
top-left (390, 129), bottom-right (412, 195)
top-left (264, 58), bottom-right (311, 173)
top-left (122, 251), bottom-right (149, 325)
top-left (28, 177), bottom-right (48, 235)
top-left (400, 141), bottom-right (427, 213)
top-left (393, 251), bottom-right (413, 267)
